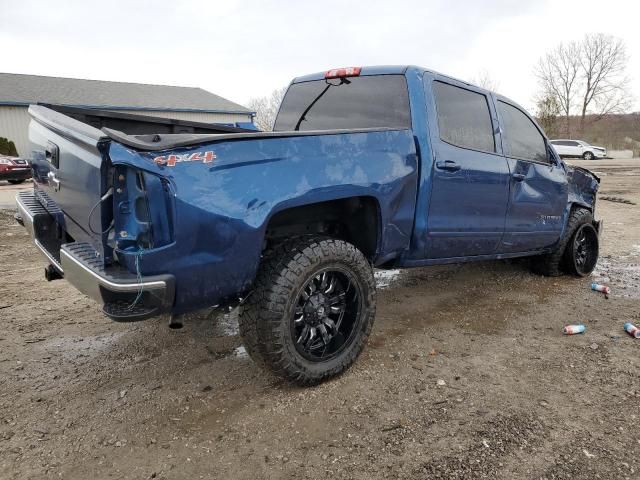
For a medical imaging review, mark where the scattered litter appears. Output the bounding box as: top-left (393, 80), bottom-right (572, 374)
top-left (583, 449), bottom-right (596, 458)
top-left (482, 439), bottom-right (490, 448)
top-left (591, 283), bottom-right (610, 295)
top-left (563, 324), bottom-right (586, 335)
top-left (119, 389), bottom-right (128, 399)
top-left (624, 322), bottom-right (640, 338)
top-left (589, 343), bottom-right (599, 350)
top-left (436, 379), bottom-right (446, 387)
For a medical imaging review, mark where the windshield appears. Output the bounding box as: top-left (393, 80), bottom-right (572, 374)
top-left (273, 75), bottom-right (411, 132)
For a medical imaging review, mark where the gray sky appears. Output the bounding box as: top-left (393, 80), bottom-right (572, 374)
top-left (1, 0), bottom-right (639, 112)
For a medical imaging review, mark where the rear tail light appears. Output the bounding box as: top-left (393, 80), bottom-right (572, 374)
top-left (325, 67), bottom-right (361, 79)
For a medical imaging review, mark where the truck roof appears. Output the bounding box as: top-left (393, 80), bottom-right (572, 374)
top-left (292, 65), bottom-right (414, 83)
top-left (291, 65), bottom-right (526, 114)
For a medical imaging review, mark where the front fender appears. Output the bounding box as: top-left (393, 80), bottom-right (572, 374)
top-left (560, 164), bottom-right (600, 238)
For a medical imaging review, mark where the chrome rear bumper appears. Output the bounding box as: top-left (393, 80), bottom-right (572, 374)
top-left (16, 190), bottom-right (64, 272)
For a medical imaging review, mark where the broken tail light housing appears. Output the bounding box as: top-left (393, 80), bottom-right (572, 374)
top-left (325, 67), bottom-right (361, 79)
top-left (111, 166), bottom-right (174, 253)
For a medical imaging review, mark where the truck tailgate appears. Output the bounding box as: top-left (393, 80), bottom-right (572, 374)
top-left (28, 105), bottom-right (111, 249)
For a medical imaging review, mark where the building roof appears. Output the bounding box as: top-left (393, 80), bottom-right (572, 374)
top-left (0, 72), bottom-right (252, 114)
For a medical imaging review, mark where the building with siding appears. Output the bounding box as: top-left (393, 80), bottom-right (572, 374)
top-left (0, 73), bottom-right (255, 156)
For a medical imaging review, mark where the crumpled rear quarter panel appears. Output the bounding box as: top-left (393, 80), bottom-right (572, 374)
top-left (108, 130), bottom-right (418, 313)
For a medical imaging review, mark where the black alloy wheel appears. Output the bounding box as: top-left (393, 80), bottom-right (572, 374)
top-left (567, 223), bottom-right (599, 276)
top-left (292, 268), bottom-right (362, 362)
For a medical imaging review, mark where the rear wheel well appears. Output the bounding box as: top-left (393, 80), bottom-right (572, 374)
top-left (264, 197), bottom-right (380, 260)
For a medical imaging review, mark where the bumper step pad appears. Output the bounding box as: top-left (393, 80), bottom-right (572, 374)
top-left (61, 243), bottom-right (175, 322)
top-left (102, 300), bottom-right (159, 321)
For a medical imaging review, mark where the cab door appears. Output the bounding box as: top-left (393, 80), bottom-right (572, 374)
top-left (496, 100), bottom-right (568, 252)
top-left (424, 78), bottom-right (510, 258)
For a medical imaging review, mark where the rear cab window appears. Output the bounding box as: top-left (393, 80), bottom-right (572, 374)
top-left (497, 101), bottom-right (548, 163)
top-left (273, 75), bottom-right (411, 131)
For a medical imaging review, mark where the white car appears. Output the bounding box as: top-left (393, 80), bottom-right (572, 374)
top-left (550, 139), bottom-right (607, 160)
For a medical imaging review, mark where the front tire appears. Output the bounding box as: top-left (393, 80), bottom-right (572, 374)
top-left (238, 236), bottom-right (376, 385)
top-left (8, 179), bottom-right (26, 184)
top-left (583, 151), bottom-right (594, 160)
top-left (531, 208), bottom-right (598, 276)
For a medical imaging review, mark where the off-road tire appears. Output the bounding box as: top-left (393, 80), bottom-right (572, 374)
top-left (583, 151), bottom-right (594, 160)
top-left (531, 208), bottom-right (595, 276)
top-left (238, 236), bottom-right (376, 385)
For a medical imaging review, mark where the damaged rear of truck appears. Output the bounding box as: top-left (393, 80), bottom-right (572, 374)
top-left (17, 99), bottom-right (418, 321)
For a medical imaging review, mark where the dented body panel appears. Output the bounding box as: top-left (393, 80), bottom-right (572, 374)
top-left (106, 130), bottom-right (418, 312)
top-left (19, 66), bottom-right (600, 318)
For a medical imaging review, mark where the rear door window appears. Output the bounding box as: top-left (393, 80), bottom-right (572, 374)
top-left (432, 81), bottom-right (495, 153)
top-left (498, 101), bottom-right (548, 163)
top-left (273, 75), bottom-right (411, 131)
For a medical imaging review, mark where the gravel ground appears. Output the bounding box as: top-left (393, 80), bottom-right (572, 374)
top-left (1, 159), bottom-right (639, 479)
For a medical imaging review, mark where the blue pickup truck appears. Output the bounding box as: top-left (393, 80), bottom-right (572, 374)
top-left (16, 66), bottom-right (601, 384)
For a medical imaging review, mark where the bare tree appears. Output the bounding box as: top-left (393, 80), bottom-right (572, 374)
top-left (471, 70), bottom-right (500, 91)
top-left (577, 34), bottom-right (631, 131)
top-left (535, 34), bottom-right (632, 136)
top-left (536, 41), bottom-right (581, 136)
top-left (246, 87), bottom-right (287, 131)
top-left (535, 94), bottom-right (561, 138)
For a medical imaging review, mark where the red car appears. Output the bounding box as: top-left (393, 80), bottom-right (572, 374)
top-left (0, 156), bottom-right (31, 184)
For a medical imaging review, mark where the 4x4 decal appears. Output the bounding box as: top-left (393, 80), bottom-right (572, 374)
top-left (153, 151), bottom-right (216, 167)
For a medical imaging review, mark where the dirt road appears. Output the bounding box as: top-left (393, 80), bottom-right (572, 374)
top-left (1, 160), bottom-right (639, 479)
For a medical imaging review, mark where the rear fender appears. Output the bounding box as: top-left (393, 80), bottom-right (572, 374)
top-left (105, 130), bottom-right (418, 312)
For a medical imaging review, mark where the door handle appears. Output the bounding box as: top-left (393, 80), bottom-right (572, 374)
top-left (435, 160), bottom-right (461, 171)
top-left (512, 173), bottom-right (526, 181)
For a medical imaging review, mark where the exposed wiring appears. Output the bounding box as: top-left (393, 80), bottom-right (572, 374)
top-left (113, 245), bottom-right (147, 311)
top-left (293, 77), bottom-right (350, 131)
top-left (125, 248), bottom-right (146, 311)
top-left (87, 187), bottom-right (114, 235)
